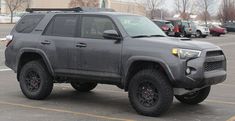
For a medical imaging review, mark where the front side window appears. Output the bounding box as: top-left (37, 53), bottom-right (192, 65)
top-left (44, 15), bottom-right (77, 37)
top-left (117, 15), bottom-right (166, 37)
top-left (81, 16), bottom-right (116, 39)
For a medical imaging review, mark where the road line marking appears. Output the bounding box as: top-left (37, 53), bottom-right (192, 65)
top-left (205, 100), bottom-right (235, 105)
top-left (0, 68), bottom-right (11, 72)
top-left (0, 101), bottom-right (134, 121)
top-left (227, 116), bottom-right (235, 121)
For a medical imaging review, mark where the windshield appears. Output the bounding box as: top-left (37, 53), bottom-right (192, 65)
top-left (117, 15), bottom-right (166, 37)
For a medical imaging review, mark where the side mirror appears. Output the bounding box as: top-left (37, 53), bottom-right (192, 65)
top-left (103, 30), bottom-right (121, 40)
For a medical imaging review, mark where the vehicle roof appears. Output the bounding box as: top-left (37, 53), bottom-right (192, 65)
top-left (25, 11), bottom-right (141, 17)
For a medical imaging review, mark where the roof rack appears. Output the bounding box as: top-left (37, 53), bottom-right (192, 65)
top-left (26, 7), bottom-right (115, 13)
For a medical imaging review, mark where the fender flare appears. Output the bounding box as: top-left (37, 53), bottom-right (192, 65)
top-left (122, 56), bottom-right (175, 89)
top-left (16, 48), bottom-right (54, 76)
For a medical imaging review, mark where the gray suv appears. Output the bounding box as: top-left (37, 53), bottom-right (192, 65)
top-left (5, 7), bottom-right (227, 117)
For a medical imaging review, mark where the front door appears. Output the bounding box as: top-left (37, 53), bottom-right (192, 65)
top-left (76, 15), bottom-right (122, 75)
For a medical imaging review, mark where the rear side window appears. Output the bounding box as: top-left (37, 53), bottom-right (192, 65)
top-left (44, 15), bottom-right (77, 37)
top-left (15, 15), bottom-right (44, 33)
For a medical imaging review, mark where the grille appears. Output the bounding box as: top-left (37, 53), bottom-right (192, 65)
top-left (206, 51), bottom-right (223, 57)
top-left (205, 50), bottom-right (225, 72)
top-left (205, 61), bottom-right (223, 71)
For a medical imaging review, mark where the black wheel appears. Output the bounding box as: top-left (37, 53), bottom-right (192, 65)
top-left (175, 86), bottom-right (211, 105)
top-left (71, 82), bottom-right (97, 92)
top-left (180, 32), bottom-right (186, 37)
top-left (19, 60), bottom-right (53, 100)
top-left (202, 35), bottom-right (207, 38)
top-left (128, 69), bottom-right (173, 117)
top-left (186, 34), bottom-right (192, 38)
top-left (196, 30), bottom-right (202, 38)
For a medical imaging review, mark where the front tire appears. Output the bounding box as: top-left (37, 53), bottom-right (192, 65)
top-left (128, 69), bottom-right (173, 117)
top-left (175, 86), bottom-right (211, 105)
top-left (19, 60), bottom-right (53, 100)
top-left (196, 30), bottom-right (202, 38)
top-left (71, 82), bottom-right (97, 92)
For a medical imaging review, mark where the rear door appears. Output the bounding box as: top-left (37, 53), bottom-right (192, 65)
top-left (75, 15), bottom-right (122, 76)
top-left (41, 14), bottom-right (78, 72)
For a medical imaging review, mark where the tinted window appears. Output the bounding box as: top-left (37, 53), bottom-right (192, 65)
top-left (154, 21), bottom-right (164, 27)
top-left (16, 15), bottom-right (44, 33)
top-left (44, 15), bottom-right (77, 37)
top-left (81, 16), bottom-right (116, 39)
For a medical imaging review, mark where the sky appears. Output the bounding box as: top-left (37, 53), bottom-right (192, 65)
top-left (124, 0), bottom-right (222, 15)
top-left (162, 0), bottom-right (222, 15)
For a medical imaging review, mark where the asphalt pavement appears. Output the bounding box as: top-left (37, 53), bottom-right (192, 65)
top-left (0, 24), bottom-right (235, 121)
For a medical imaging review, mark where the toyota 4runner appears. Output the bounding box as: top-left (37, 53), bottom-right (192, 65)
top-left (5, 7), bottom-right (227, 117)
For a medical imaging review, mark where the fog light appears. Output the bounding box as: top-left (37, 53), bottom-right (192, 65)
top-left (186, 68), bottom-right (191, 75)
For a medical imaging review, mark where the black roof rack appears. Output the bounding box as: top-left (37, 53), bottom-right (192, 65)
top-left (26, 7), bottom-right (115, 13)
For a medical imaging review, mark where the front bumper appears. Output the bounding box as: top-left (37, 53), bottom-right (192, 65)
top-left (201, 31), bottom-right (210, 35)
top-left (170, 49), bottom-right (226, 89)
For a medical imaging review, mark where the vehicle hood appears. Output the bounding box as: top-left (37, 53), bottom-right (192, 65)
top-left (137, 37), bottom-right (220, 50)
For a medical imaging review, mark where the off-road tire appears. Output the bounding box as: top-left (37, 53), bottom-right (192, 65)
top-left (71, 82), bottom-right (97, 92)
top-left (19, 60), bottom-right (53, 100)
top-left (128, 69), bottom-right (173, 117)
top-left (175, 86), bottom-right (211, 105)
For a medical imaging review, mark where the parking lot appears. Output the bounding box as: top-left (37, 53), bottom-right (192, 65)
top-left (0, 24), bottom-right (235, 121)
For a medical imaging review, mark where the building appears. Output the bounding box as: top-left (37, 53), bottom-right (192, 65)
top-left (0, 0), bottom-right (146, 16)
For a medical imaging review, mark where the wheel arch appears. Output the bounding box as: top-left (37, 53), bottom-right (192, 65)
top-left (16, 48), bottom-right (54, 80)
top-left (123, 56), bottom-right (175, 91)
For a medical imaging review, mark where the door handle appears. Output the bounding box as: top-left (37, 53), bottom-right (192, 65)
top-left (41, 40), bottom-right (51, 45)
top-left (76, 43), bottom-right (87, 48)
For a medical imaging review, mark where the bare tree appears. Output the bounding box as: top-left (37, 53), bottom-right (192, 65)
top-left (69, 0), bottom-right (99, 8)
top-left (175, 0), bottom-right (192, 20)
top-left (218, 0), bottom-right (235, 22)
top-left (197, 0), bottom-right (215, 26)
top-left (5, 0), bottom-right (25, 23)
top-left (146, 0), bottom-right (164, 19)
top-left (25, 0), bottom-right (31, 8)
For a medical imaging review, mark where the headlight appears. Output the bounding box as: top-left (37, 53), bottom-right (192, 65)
top-left (172, 48), bottom-right (201, 59)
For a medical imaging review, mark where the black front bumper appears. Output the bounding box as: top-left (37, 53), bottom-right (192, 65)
top-left (171, 49), bottom-right (227, 89)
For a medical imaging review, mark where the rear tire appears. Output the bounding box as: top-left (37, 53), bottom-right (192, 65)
top-left (71, 82), bottom-right (97, 92)
top-left (19, 60), bottom-right (53, 100)
top-left (128, 69), bottom-right (173, 117)
top-left (175, 86), bottom-right (211, 105)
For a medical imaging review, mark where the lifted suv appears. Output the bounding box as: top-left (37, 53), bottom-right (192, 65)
top-left (5, 7), bottom-right (227, 117)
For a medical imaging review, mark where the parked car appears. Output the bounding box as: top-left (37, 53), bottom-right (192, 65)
top-left (153, 20), bottom-right (175, 36)
top-left (191, 22), bottom-right (210, 38)
top-left (5, 7), bottom-right (227, 117)
top-left (206, 24), bottom-right (227, 36)
top-left (223, 22), bottom-right (235, 32)
top-left (167, 20), bottom-right (192, 37)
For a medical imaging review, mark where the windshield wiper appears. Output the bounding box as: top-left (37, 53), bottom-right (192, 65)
top-left (149, 35), bottom-right (166, 37)
top-left (132, 35), bottom-right (166, 38)
top-left (132, 35), bottom-right (150, 38)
